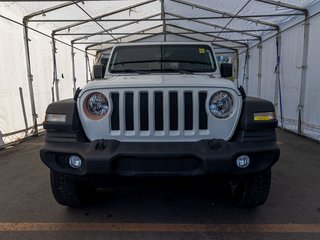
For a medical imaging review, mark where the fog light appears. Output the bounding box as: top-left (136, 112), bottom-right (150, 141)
top-left (68, 155), bottom-right (82, 169)
top-left (236, 155), bottom-right (250, 168)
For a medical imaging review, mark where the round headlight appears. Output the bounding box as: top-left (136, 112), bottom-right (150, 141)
top-left (84, 92), bottom-right (109, 120)
top-left (209, 91), bottom-right (234, 119)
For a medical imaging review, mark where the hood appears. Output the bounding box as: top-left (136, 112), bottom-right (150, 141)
top-left (80, 74), bottom-right (240, 96)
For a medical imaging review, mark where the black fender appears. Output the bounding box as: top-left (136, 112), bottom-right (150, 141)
top-left (232, 97), bottom-right (278, 142)
top-left (43, 99), bottom-right (88, 142)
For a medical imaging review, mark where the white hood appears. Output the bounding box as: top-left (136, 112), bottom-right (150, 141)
top-left (80, 74), bottom-right (240, 96)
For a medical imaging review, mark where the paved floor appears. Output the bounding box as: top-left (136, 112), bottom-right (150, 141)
top-left (0, 130), bottom-right (319, 239)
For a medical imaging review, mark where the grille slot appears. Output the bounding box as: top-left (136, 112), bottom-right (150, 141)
top-left (110, 89), bottom-right (209, 136)
top-left (199, 92), bottom-right (208, 130)
top-left (140, 92), bottom-right (149, 131)
top-left (184, 92), bottom-right (193, 130)
top-left (111, 93), bottom-right (119, 130)
top-left (125, 92), bottom-right (134, 131)
top-left (169, 92), bottom-right (178, 131)
top-left (155, 92), bottom-right (164, 131)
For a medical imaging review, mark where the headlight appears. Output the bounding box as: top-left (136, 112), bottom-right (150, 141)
top-left (209, 91), bottom-right (234, 119)
top-left (84, 92), bottom-right (109, 120)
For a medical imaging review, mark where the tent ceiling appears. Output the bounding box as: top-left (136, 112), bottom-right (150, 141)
top-left (1, 0), bottom-right (318, 53)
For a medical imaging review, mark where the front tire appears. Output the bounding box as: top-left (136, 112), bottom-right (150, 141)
top-left (50, 170), bottom-right (96, 207)
top-left (229, 169), bottom-right (271, 207)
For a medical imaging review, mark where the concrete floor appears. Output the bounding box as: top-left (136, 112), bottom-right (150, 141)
top-left (0, 129), bottom-right (319, 240)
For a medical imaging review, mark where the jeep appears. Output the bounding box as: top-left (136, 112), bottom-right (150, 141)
top-left (40, 42), bottom-right (280, 207)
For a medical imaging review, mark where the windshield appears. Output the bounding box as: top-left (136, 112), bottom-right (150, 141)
top-left (108, 44), bottom-right (217, 74)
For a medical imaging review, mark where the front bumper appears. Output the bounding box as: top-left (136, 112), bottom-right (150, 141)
top-left (40, 139), bottom-right (280, 177)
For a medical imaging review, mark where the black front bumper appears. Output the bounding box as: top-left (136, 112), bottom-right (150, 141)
top-left (40, 139), bottom-right (280, 177)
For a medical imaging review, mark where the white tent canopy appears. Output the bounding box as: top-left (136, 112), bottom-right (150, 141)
top-left (0, 0), bottom-right (320, 146)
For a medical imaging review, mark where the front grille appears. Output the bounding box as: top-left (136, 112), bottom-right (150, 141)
top-left (110, 90), bottom-right (208, 136)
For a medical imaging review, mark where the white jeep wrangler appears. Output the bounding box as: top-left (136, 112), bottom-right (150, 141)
top-left (40, 42), bottom-right (280, 208)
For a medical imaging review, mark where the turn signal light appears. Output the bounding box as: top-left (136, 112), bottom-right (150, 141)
top-left (45, 113), bottom-right (66, 123)
top-left (254, 112), bottom-right (276, 121)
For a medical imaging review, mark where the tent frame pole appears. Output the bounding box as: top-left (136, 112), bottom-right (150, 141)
top-left (161, 0), bottom-right (166, 41)
top-left (52, 0), bottom-right (157, 34)
top-left (86, 24), bottom-right (163, 49)
top-left (28, 13), bottom-right (304, 23)
top-left (57, 28), bottom-right (275, 36)
top-left (255, 0), bottom-right (307, 14)
top-left (298, 13), bottom-right (310, 134)
top-left (22, 19), bottom-right (38, 135)
top-left (71, 13), bottom-right (161, 43)
top-left (165, 24), bottom-right (248, 48)
top-left (235, 49), bottom-right (240, 87)
top-left (19, 87), bottom-right (29, 136)
top-left (51, 33), bottom-right (59, 101)
top-left (166, 12), bottom-right (262, 40)
top-left (274, 32), bottom-right (284, 129)
top-left (257, 40), bottom-right (263, 97)
top-left (94, 31), bottom-right (239, 54)
top-left (170, 0), bottom-right (279, 29)
top-left (245, 49), bottom-right (250, 93)
top-left (85, 49), bottom-right (89, 83)
top-left (71, 41), bottom-right (77, 95)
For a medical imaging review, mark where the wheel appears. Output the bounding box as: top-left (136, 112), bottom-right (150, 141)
top-left (50, 170), bottom-right (96, 207)
top-left (229, 168), bottom-right (271, 207)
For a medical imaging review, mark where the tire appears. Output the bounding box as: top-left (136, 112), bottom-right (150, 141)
top-left (229, 168), bottom-right (271, 207)
top-left (50, 170), bottom-right (96, 207)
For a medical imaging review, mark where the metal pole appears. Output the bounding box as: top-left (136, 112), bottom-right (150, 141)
top-left (257, 41), bottom-right (263, 98)
top-left (255, 0), bottom-right (307, 13)
top-left (165, 24), bottom-right (248, 48)
top-left (170, 0), bottom-right (279, 29)
top-left (298, 14), bottom-right (310, 134)
top-left (71, 41), bottom-right (77, 95)
top-left (57, 28), bottom-right (275, 36)
top-left (166, 12), bottom-right (262, 40)
top-left (72, 13), bottom-right (161, 43)
top-left (85, 49), bottom-right (89, 83)
top-left (274, 32), bottom-right (284, 129)
top-left (161, 0), bottom-right (166, 41)
top-left (53, 0), bottom-right (157, 34)
top-left (235, 50), bottom-right (239, 87)
top-left (28, 13), bottom-right (303, 23)
top-left (87, 54), bottom-right (93, 81)
top-left (19, 87), bottom-right (29, 136)
top-left (245, 49), bottom-right (250, 93)
top-left (86, 24), bottom-right (163, 49)
top-left (22, 20), bottom-right (38, 135)
top-left (51, 33), bottom-right (59, 101)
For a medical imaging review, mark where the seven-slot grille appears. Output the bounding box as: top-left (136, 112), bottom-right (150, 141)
top-left (109, 90), bottom-right (209, 136)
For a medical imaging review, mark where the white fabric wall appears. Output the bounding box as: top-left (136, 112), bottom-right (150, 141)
top-left (239, 13), bottom-right (320, 141)
top-left (0, 16), bottom-right (88, 145)
top-left (0, 19), bottom-right (33, 139)
top-left (260, 39), bottom-right (277, 103)
top-left (302, 14), bottom-right (320, 139)
top-left (279, 25), bottom-right (304, 132)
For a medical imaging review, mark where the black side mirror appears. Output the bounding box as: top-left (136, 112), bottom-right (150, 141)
top-left (93, 64), bottom-right (103, 79)
top-left (220, 63), bottom-right (233, 78)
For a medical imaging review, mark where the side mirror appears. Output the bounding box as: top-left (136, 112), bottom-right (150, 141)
top-left (93, 64), bottom-right (103, 79)
top-left (220, 63), bottom-right (233, 78)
